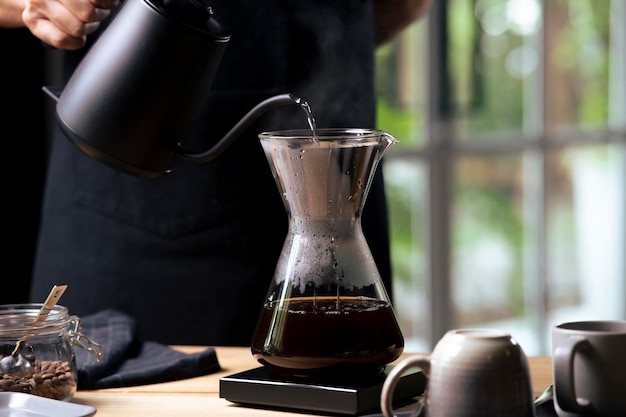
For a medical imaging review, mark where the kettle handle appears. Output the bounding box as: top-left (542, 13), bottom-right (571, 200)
top-left (175, 93), bottom-right (306, 163)
top-left (43, 86), bottom-right (62, 103)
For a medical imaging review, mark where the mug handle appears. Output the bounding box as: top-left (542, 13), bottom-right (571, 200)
top-left (553, 336), bottom-right (593, 413)
top-left (380, 355), bottom-right (430, 417)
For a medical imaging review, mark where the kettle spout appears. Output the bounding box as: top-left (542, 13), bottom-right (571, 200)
top-left (176, 93), bottom-right (310, 163)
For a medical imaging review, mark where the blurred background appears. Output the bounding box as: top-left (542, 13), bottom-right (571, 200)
top-left (378, 0), bottom-right (626, 355)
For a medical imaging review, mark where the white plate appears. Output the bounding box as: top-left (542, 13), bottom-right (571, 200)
top-left (0, 392), bottom-right (96, 417)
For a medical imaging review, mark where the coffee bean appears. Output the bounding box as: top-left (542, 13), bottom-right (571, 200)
top-left (0, 356), bottom-right (77, 400)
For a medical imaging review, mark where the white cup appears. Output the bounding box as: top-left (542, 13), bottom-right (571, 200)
top-left (380, 329), bottom-right (535, 417)
top-left (552, 320), bottom-right (626, 417)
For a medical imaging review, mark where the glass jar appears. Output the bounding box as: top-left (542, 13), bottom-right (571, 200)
top-left (0, 304), bottom-right (102, 401)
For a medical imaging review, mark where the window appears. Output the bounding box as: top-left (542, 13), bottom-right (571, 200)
top-left (377, 0), bottom-right (626, 355)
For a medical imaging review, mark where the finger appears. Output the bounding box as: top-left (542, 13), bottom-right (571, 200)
top-left (90, 7), bottom-right (110, 22)
top-left (22, 1), bottom-right (90, 48)
top-left (27, 17), bottom-right (87, 50)
top-left (63, 0), bottom-right (112, 23)
top-left (48, 1), bottom-right (105, 36)
top-left (84, 20), bottom-right (101, 35)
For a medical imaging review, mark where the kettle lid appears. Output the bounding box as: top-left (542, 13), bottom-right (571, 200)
top-left (149, 0), bottom-right (230, 39)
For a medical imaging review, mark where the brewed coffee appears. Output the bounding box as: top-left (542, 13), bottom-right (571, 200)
top-left (251, 296), bottom-right (404, 379)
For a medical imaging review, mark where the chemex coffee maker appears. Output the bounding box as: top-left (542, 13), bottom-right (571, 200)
top-left (45, 0), bottom-right (420, 413)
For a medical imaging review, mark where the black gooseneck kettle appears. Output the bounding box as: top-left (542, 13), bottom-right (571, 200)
top-left (45, 0), bottom-right (305, 178)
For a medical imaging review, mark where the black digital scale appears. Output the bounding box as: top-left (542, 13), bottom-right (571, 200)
top-left (219, 365), bottom-right (425, 416)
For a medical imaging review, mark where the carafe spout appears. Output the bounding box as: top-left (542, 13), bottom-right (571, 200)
top-left (380, 131), bottom-right (399, 156)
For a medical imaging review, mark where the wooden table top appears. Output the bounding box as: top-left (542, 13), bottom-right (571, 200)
top-left (69, 346), bottom-right (553, 417)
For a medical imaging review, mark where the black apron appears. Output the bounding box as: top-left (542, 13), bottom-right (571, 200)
top-left (31, 0), bottom-right (391, 346)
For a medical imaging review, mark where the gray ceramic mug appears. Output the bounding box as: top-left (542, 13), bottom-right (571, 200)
top-left (552, 320), bottom-right (626, 417)
top-left (380, 329), bottom-right (535, 417)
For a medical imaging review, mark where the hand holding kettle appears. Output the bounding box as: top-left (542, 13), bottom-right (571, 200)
top-left (20, 0), bottom-right (118, 50)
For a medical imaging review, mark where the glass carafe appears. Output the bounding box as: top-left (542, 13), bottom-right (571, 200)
top-left (251, 128), bottom-right (404, 380)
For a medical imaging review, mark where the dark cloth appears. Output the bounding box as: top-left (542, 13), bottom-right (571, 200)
top-left (75, 309), bottom-right (221, 389)
top-left (31, 0), bottom-right (392, 346)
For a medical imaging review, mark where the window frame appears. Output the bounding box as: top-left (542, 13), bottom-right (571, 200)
top-left (387, 0), bottom-right (626, 350)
